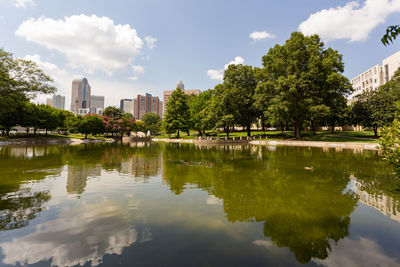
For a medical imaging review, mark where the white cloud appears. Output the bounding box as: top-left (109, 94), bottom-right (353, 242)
top-left (145, 36), bottom-right (157, 49)
top-left (16, 14), bottom-right (144, 75)
top-left (207, 56), bottom-right (244, 81)
top-left (129, 65), bottom-right (144, 81)
top-left (14, 0), bottom-right (35, 8)
top-left (299, 0), bottom-right (400, 42)
top-left (313, 237), bottom-right (399, 267)
top-left (249, 31), bottom-right (275, 41)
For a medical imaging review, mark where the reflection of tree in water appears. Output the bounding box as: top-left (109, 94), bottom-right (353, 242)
top-left (0, 146), bottom-right (63, 231)
top-left (0, 143), bottom-right (162, 231)
top-left (161, 144), bottom-right (392, 263)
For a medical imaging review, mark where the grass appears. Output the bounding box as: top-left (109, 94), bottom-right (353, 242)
top-left (155, 130), bottom-right (380, 143)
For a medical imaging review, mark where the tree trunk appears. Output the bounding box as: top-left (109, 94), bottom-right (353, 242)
top-left (85, 132), bottom-right (88, 139)
top-left (187, 130), bottom-right (190, 136)
top-left (198, 130), bottom-right (202, 136)
top-left (247, 124), bottom-right (251, 137)
top-left (374, 127), bottom-right (378, 137)
top-left (177, 131), bottom-right (180, 139)
top-left (295, 117), bottom-right (301, 139)
top-left (281, 121), bottom-right (284, 134)
top-left (26, 128), bottom-right (29, 135)
top-left (226, 128), bottom-right (230, 139)
top-left (6, 127), bottom-right (10, 137)
top-left (45, 129), bottom-right (48, 136)
top-left (34, 128), bottom-right (37, 136)
top-left (331, 122), bottom-right (335, 133)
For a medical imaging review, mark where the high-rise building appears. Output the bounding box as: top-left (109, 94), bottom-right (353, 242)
top-left (163, 80), bottom-right (200, 116)
top-left (120, 99), bottom-right (133, 114)
top-left (133, 93), bottom-right (162, 120)
top-left (90, 95), bottom-right (105, 109)
top-left (348, 50), bottom-right (400, 101)
top-left (52, 95), bottom-right (65, 110)
top-left (46, 95), bottom-right (65, 110)
top-left (71, 78), bottom-right (91, 114)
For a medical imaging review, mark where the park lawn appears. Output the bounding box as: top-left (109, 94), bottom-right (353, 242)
top-left (0, 133), bottom-right (109, 140)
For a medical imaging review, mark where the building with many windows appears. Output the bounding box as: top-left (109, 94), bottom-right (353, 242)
top-left (71, 78), bottom-right (91, 114)
top-left (120, 99), bottom-right (133, 114)
top-left (46, 95), bottom-right (65, 110)
top-left (90, 95), bottom-right (105, 109)
top-left (133, 93), bottom-right (163, 120)
top-left (348, 50), bottom-right (400, 101)
top-left (163, 80), bottom-right (200, 116)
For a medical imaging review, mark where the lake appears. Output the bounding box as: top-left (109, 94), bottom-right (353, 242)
top-left (0, 143), bottom-right (399, 267)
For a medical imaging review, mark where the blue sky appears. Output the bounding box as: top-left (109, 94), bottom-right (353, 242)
top-left (1, 0), bottom-right (400, 108)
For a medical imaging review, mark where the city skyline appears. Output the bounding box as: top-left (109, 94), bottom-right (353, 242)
top-left (2, 0), bottom-right (400, 108)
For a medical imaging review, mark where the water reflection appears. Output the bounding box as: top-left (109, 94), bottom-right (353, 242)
top-left (0, 143), bottom-right (399, 266)
top-left (0, 200), bottom-right (141, 267)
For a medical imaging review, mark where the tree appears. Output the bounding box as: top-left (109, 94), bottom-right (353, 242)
top-left (188, 90), bottom-right (212, 135)
top-left (79, 114), bottom-right (105, 139)
top-left (380, 116), bottom-right (400, 171)
top-left (382, 25), bottom-right (400, 46)
top-left (102, 106), bottom-right (122, 118)
top-left (222, 64), bottom-right (258, 136)
top-left (0, 49), bottom-right (56, 98)
top-left (142, 113), bottom-right (161, 135)
top-left (260, 32), bottom-right (351, 139)
top-left (163, 88), bottom-right (190, 138)
top-left (65, 114), bottom-right (82, 134)
top-left (351, 88), bottom-right (397, 137)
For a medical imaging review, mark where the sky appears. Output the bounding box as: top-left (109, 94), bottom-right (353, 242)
top-left (1, 0), bottom-right (400, 109)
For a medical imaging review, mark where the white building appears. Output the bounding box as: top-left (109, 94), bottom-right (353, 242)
top-left (348, 50), bottom-right (400, 100)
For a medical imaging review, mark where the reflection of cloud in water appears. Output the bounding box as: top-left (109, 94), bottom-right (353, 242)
top-left (313, 237), bottom-right (400, 267)
top-left (0, 201), bottom-right (145, 267)
top-left (206, 195), bottom-right (222, 205)
top-left (253, 240), bottom-right (274, 249)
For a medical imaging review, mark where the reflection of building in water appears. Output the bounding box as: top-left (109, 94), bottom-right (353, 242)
top-left (67, 165), bottom-right (101, 194)
top-left (353, 180), bottom-right (400, 223)
top-left (119, 153), bottom-right (161, 179)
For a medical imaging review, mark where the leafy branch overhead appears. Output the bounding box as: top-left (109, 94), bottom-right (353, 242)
top-left (382, 25), bottom-right (400, 46)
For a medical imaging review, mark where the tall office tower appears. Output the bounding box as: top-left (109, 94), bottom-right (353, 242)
top-left (120, 99), bottom-right (133, 114)
top-left (71, 78), bottom-right (91, 114)
top-left (163, 80), bottom-right (200, 116)
top-left (133, 93), bottom-right (162, 120)
top-left (90, 95), bottom-right (105, 109)
top-left (52, 95), bottom-right (65, 110)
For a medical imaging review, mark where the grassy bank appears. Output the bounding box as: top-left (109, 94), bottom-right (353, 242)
top-left (0, 133), bottom-right (109, 140)
top-left (156, 130), bottom-right (380, 143)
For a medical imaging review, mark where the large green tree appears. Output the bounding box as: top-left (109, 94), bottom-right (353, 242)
top-left (188, 90), bottom-right (212, 135)
top-left (223, 64), bottom-right (258, 136)
top-left (79, 114), bottom-right (105, 139)
top-left (163, 88), bottom-right (190, 138)
top-left (141, 112), bottom-right (161, 135)
top-left (259, 32), bottom-right (351, 139)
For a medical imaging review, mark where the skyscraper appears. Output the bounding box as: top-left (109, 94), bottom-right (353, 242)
top-left (133, 93), bottom-right (162, 120)
top-left (71, 78), bottom-right (91, 114)
top-left (52, 95), bottom-right (65, 110)
top-left (46, 95), bottom-right (65, 110)
top-left (120, 99), bottom-right (133, 114)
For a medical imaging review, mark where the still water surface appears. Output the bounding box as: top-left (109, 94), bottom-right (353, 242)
top-left (0, 143), bottom-right (400, 267)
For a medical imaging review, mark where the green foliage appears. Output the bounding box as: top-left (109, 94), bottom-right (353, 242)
top-left (188, 90), bottom-right (212, 135)
top-left (163, 88), bottom-right (190, 138)
top-left (102, 106), bottom-right (122, 118)
top-left (141, 113), bottom-right (161, 134)
top-left (382, 25), bottom-right (400, 46)
top-left (380, 118), bottom-right (400, 170)
top-left (78, 114), bottom-right (105, 139)
top-left (259, 32), bottom-right (351, 139)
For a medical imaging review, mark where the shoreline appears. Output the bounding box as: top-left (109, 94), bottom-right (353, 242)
top-left (0, 137), bottom-right (115, 146)
top-left (152, 138), bottom-right (380, 151)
